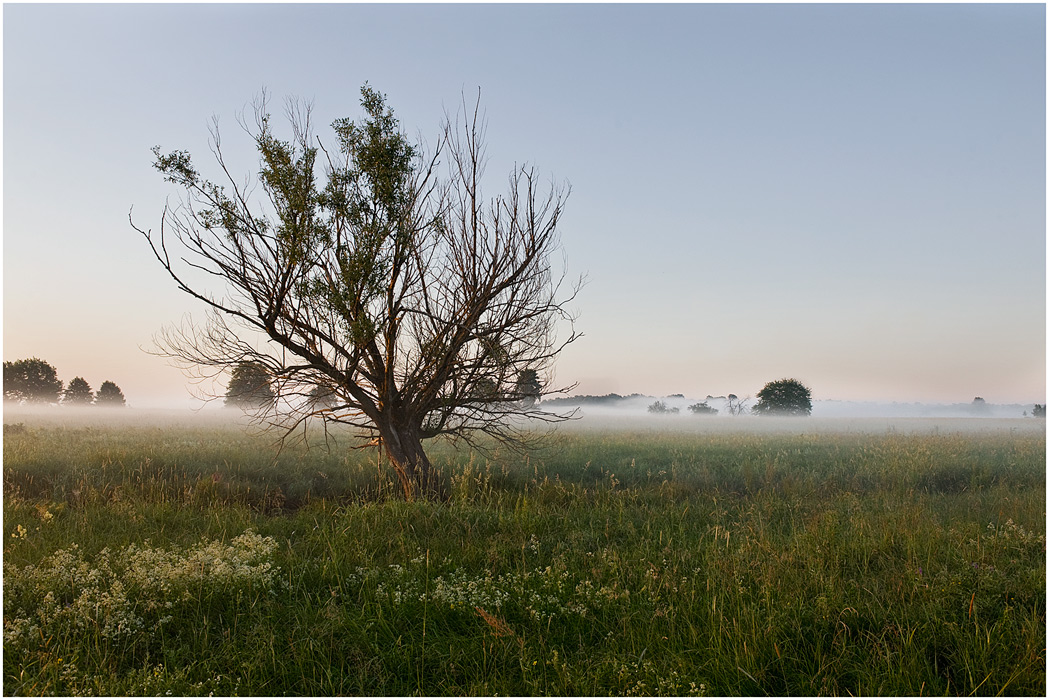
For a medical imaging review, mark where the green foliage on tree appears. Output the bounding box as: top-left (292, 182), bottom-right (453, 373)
top-left (3, 358), bottom-right (63, 404)
top-left (95, 381), bottom-right (126, 407)
top-left (515, 369), bottom-right (542, 408)
top-left (225, 362), bottom-right (275, 410)
top-left (688, 401), bottom-right (718, 416)
top-left (752, 378), bottom-right (813, 417)
top-left (307, 385), bottom-right (339, 411)
top-left (63, 377), bottom-right (94, 405)
top-left (136, 84), bottom-right (579, 500)
top-left (647, 400), bottom-right (679, 415)
top-left (472, 378), bottom-right (501, 403)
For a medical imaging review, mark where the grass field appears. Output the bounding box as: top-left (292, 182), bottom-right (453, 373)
top-left (3, 410), bottom-right (1045, 696)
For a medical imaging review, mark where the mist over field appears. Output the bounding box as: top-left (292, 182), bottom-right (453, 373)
top-left (3, 4), bottom-right (1044, 695)
top-left (543, 392), bottom-right (1043, 420)
top-left (5, 400), bottom-right (1044, 439)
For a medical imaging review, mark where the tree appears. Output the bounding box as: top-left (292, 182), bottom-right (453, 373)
top-left (63, 377), bottom-right (94, 405)
top-left (3, 358), bottom-right (63, 404)
top-left (307, 384), bottom-right (340, 412)
top-left (647, 400), bottom-right (679, 415)
top-left (1033, 404), bottom-right (1045, 418)
top-left (725, 394), bottom-right (750, 416)
top-left (133, 86), bottom-right (580, 499)
top-left (752, 378), bottom-right (812, 416)
top-left (96, 381), bottom-right (126, 407)
top-left (225, 361), bottom-right (275, 409)
top-left (515, 369), bottom-right (542, 408)
top-left (688, 401), bottom-right (718, 416)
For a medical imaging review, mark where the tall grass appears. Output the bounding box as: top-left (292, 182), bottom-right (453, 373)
top-left (4, 416), bottom-right (1045, 695)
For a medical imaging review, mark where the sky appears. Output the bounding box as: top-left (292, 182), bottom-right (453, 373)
top-left (3, 3), bottom-right (1045, 410)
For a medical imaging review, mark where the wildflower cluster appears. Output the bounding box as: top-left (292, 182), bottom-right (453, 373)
top-left (976, 518), bottom-right (1046, 554)
top-left (350, 557), bottom-right (616, 623)
top-left (961, 518), bottom-right (1045, 581)
top-left (612, 657), bottom-right (708, 696)
top-left (923, 517), bottom-right (1047, 617)
top-left (4, 531), bottom-right (282, 654)
top-left (119, 664), bottom-right (243, 697)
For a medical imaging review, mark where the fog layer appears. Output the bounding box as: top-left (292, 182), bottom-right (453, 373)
top-left (4, 402), bottom-right (1044, 438)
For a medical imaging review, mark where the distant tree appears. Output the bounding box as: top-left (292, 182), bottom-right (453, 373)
top-left (472, 377), bottom-right (501, 403)
top-left (515, 369), bottom-right (542, 408)
top-left (752, 378), bottom-right (812, 417)
top-left (970, 397), bottom-right (990, 415)
top-left (541, 393), bottom-right (645, 408)
top-left (1033, 404), bottom-right (1045, 418)
top-left (63, 377), bottom-right (94, 405)
top-left (647, 400), bottom-right (679, 415)
top-left (725, 393), bottom-right (750, 416)
top-left (225, 361), bottom-right (275, 410)
top-left (96, 381), bottom-right (126, 407)
top-left (307, 384), bottom-right (339, 411)
top-left (688, 401), bottom-right (718, 416)
top-left (3, 358), bottom-right (63, 404)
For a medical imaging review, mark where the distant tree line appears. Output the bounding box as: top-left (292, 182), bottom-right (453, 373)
top-left (648, 379), bottom-right (813, 417)
top-left (223, 361), bottom-right (545, 413)
top-left (589, 383), bottom-right (1043, 419)
top-left (542, 393), bottom-right (646, 408)
top-left (3, 358), bottom-right (126, 407)
top-left (549, 381), bottom-right (817, 418)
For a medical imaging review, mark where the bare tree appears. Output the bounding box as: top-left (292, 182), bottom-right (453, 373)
top-left (725, 394), bottom-right (750, 417)
top-left (132, 86), bottom-right (581, 499)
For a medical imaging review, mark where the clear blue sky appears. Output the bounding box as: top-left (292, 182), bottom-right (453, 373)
top-left (4, 3), bottom-right (1045, 409)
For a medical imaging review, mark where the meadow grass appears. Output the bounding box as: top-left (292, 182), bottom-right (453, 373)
top-left (3, 413), bottom-right (1045, 695)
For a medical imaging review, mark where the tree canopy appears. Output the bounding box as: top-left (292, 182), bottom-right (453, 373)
top-left (225, 361), bottom-right (276, 410)
top-left (515, 370), bottom-right (542, 408)
top-left (134, 85), bottom-right (580, 498)
top-left (63, 377), bottom-right (94, 405)
top-left (3, 358), bottom-right (63, 404)
top-left (752, 378), bottom-right (813, 416)
top-left (96, 381), bottom-right (126, 407)
top-left (688, 401), bottom-right (718, 416)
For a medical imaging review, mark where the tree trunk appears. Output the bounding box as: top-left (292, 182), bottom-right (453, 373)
top-left (378, 419), bottom-right (445, 501)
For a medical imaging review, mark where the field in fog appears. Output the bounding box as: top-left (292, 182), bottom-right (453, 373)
top-left (3, 409), bottom-right (1045, 695)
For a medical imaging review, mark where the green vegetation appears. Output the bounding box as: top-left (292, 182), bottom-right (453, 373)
top-left (62, 378), bottom-right (94, 406)
top-left (753, 378), bottom-right (813, 417)
top-left (224, 361), bottom-right (275, 410)
top-left (3, 358), bottom-right (63, 404)
top-left (4, 358), bottom-right (127, 407)
top-left (3, 416), bottom-right (1045, 695)
top-left (139, 84), bottom-right (578, 500)
top-left (94, 381), bottom-right (126, 408)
